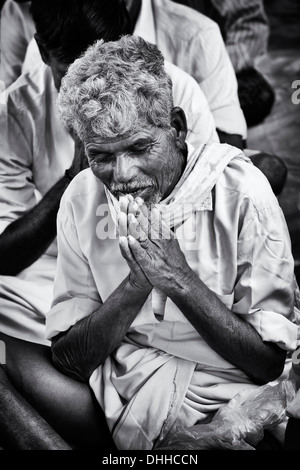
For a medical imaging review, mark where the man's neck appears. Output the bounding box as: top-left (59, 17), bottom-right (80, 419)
top-left (126, 0), bottom-right (142, 28)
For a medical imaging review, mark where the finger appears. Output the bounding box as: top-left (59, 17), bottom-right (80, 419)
top-left (151, 205), bottom-right (173, 240)
top-left (118, 211), bottom-right (128, 238)
top-left (128, 213), bottom-right (148, 242)
top-left (128, 199), bottom-right (140, 218)
top-left (132, 203), bottom-right (152, 237)
top-left (119, 195), bottom-right (129, 215)
top-left (135, 197), bottom-right (144, 206)
top-left (149, 205), bottom-right (161, 236)
top-left (128, 235), bottom-right (149, 265)
top-left (133, 198), bottom-right (148, 221)
top-left (119, 236), bottom-right (132, 261)
top-left (119, 236), bottom-right (141, 272)
top-left (137, 204), bottom-right (161, 240)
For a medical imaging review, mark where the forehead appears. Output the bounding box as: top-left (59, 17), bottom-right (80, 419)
top-left (85, 127), bottom-right (161, 151)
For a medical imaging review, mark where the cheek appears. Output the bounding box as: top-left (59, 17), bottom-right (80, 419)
top-left (90, 162), bottom-right (110, 181)
top-left (159, 149), bottom-right (178, 185)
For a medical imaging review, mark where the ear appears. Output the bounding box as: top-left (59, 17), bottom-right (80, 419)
top-left (170, 107), bottom-right (187, 150)
top-left (34, 33), bottom-right (50, 65)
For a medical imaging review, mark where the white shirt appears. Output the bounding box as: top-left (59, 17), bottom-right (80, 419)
top-left (0, 63), bottom-right (74, 345)
top-left (0, 0), bottom-right (35, 88)
top-left (0, 56), bottom-right (217, 345)
top-left (134, 0), bottom-right (247, 138)
top-left (46, 144), bottom-right (299, 448)
top-left (3, 0), bottom-right (247, 139)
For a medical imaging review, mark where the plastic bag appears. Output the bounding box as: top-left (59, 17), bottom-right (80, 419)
top-left (157, 379), bottom-right (296, 450)
top-left (286, 387), bottom-right (300, 419)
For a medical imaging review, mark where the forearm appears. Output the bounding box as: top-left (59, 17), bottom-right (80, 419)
top-left (0, 175), bottom-right (70, 275)
top-left (165, 268), bottom-right (286, 384)
top-left (51, 276), bottom-right (152, 382)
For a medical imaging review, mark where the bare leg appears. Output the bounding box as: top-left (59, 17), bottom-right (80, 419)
top-left (0, 332), bottom-right (116, 450)
top-left (0, 365), bottom-right (71, 450)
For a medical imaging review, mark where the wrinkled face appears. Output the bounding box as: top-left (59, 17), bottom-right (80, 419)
top-left (85, 125), bottom-right (186, 205)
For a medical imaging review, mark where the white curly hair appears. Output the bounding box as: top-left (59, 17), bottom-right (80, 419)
top-left (57, 34), bottom-right (174, 142)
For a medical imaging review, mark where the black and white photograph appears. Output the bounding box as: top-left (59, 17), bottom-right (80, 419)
top-left (0, 0), bottom-right (300, 456)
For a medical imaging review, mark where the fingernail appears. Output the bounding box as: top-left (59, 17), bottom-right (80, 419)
top-left (128, 213), bottom-right (136, 222)
top-left (135, 197), bottom-right (144, 205)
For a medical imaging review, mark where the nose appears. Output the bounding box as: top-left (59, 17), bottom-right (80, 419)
top-left (113, 153), bottom-right (139, 184)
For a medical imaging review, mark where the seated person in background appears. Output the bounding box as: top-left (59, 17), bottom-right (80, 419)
top-left (0, 0), bottom-right (217, 449)
top-left (172, 0), bottom-right (276, 127)
top-left (0, 0), bottom-right (34, 88)
top-left (2, 0), bottom-right (247, 147)
top-left (1, 0), bottom-right (287, 195)
top-left (123, 0), bottom-right (286, 196)
top-left (48, 34), bottom-right (300, 450)
top-left (125, 0), bottom-right (247, 149)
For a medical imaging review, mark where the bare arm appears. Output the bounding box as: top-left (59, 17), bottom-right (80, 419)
top-left (0, 137), bottom-right (88, 275)
top-left (51, 275), bottom-right (152, 382)
top-left (122, 202), bottom-right (286, 385)
top-left (165, 268), bottom-right (286, 384)
top-left (51, 196), bottom-right (152, 382)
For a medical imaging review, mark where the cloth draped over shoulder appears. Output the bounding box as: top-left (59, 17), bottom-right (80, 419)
top-left (47, 142), bottom-right (299, 450)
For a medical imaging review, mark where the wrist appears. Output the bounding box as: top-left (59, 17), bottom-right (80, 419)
top-left (127, 274), bottom-right (152, 296)
top-left (163, 264), bottom-right (196, 296)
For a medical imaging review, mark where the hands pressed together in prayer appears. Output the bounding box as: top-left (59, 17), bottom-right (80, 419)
top-left (118, 195), bottom-right (192, 295)
top-left (116, 196), bottom-right (287, 386)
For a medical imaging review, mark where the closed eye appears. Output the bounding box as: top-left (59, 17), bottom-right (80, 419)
top-left (89, 152), bottom-right (113, 163)
top-left (130, 145), bottom-right (151, 154)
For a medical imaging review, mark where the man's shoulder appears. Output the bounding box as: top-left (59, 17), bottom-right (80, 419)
top-left (164, 60), bottom-right (199, 89)
top-left (218, 154), bottom-right (279, 210)
top-left (1, 63), bottom-right (55, 116)
top-left (164, 60), bottom-right (211, 111)
top-left (61, 168), bottom-right (105, 207)
top-left (59, 170), bottom-right (109, 230)
top-left (153, 0), bottom-right (220, 39)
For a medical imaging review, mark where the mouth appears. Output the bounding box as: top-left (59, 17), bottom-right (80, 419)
top-left (116, 186), bottom-right (153, 199)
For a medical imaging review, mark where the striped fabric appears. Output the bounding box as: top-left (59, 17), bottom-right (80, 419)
top-left (172, 0), bottom-right (270, 72)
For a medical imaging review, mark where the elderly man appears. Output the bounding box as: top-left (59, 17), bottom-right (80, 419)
top-left (0, 0), bottom-right (217, 449)
top-left (48, 34), bottom-right (299, 450)
top-left (1, 0), bottom-right (287, 195)
top-left (122, 0), bottom-right (287, 195)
